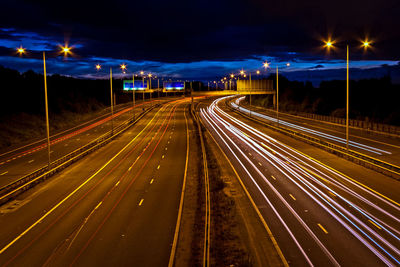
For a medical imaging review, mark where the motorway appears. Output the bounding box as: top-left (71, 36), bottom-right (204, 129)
top-left (233, 96), bottom-right (400, 166)
top-left (0, 98), bottom-right (190, 266)
top-left (0, 98), bottom-right (167, 188)
top-left (200, 96), bottom-right (400, 266)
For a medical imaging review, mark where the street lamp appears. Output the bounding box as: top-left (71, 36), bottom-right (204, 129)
top-left (17, 44), bottom-right (75, 169)
top-left (322, 37), bottom-right (372, 150)
top-left (263, 61), bottom-right (290, 127)
top-left (16, 46), bottom-right (25, 55)
top-left (59, 45), bottom-right (72, 57)
top-left (95, 64), bottom-right (101, 71)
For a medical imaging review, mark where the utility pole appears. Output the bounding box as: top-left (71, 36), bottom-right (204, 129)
top-left (43, 52), bottom-right (51, 170)
top-left (276, 66), bottom-right (279, 127)
top-left (132, 74), bottom-right (135, 120)
top-left (110, 68), bottom-right (114, 135)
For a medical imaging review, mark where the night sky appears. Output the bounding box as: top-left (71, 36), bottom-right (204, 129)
top-left (1, 0), bottom-right (399, 83)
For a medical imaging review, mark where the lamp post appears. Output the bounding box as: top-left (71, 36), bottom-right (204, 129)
top-left (110, 68), bottom-right (114, 135)
top-left (42, 52), bottom-right (51, 170)
top-left (323, 38), bottom-right (371, 150)
top-left (18, 45), bottom-right (73, 170)
top-left (263, 61), bottom-right (290, 127)
top-left (132, 74), bottom-right (135, 120)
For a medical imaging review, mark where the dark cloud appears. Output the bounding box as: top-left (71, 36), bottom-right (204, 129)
top-left (1, 0), bottom-right (399, 63)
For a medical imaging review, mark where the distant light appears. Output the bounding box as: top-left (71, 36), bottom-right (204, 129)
top-left (224, 77), bottom-right (227, 80)
top-left (16, 46), bottom-right (25, 55)
top-left (96, 64), bottom-right (101, 70)
top-left (120, 64), bottom-right (127, 70)
top-left (363, 41), bottom-right (370, 48)
top-left (263, 62), bottom-right (269, 68)
top-left (60, 45), bottom-right (72, 55)
top-left (140, 71), bottom-right (144, 75)
top-left (148, 73), bottom-right (152, 77)
top-left (230, 74), bottom-right (234, 78)
top-left (324, 39), bottom-right (334, 49)
top-left (240, 70), bottom-right (244, 75)
top-left (243, 74), bottom-right (246, 78)
top-left (286, 63), bottom-right (290, 67)
top-left (256, 70), bottom-right (260, 74)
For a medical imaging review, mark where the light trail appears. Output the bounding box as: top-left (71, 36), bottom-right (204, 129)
top-left (200, 96), bottom-right (400, 266)
top-left (232, 96), bottom-right (391, 155)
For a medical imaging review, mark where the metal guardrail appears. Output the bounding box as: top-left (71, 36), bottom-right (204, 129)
top-left (227, 99), bottom-right (400, 180)
top-left (0, 105), bottom-right (159, 205)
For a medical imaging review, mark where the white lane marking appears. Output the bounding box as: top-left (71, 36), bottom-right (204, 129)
top-left (318, 224), bottom-right (328, 234)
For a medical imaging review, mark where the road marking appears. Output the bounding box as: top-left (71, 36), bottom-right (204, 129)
top-left (318, 223), bottom-right (328, 234)
top-left (115, 181), bottom-right (120, 187)
top-left (249, 152), bottom-right (252, 156)
top-left (0, 171), bottom-right (8, 176)
top-left (150, 179), bottom-right (154, 184)
top-left (168, 141), bottom-right (170, 144)
top-left (64, 144), bottom-right (68, 146)
top-left (328, 191), bottom-right (336, 197)
top-left (157, 165), bottom-right (160, 170)
top-left (162, 155), bottom-right (165, 159)
top-left (28, 160), bottom-right (34, 163)
top-left (0, 106), bottom-right (164, 255)
top-left (271, 175), bottom-right (276, 180)
top-left (95, 201), bottom-right (103, 210)
top-left (368, 219), bottom-right (382, 230)
top-left (138, 199), bottom-right (144, 206)
top-left (128, 166), bottom-right (132, 171)
top-left (289, 194), bottom-right (296, 201)
top-left (283, 143), bottom-right (400, 208)
top-left (165, 147), bottom-right (168, 150)
top-left (258, 162), bottom-right (262, 166)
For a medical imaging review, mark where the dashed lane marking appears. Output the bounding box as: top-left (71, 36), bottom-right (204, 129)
top-left (318, 223), bottom-right (328, 234)
top-left (368, 219), bottom-right (382, 230)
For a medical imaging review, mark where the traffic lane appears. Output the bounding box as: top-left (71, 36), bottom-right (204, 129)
top-left (220, 100), bottom-right (400, 243)
top-left (243, 100), bottom-right (400, 152)
top-left (216, 112), bottom-right (397, 266)
top-left (219, 103), bottom-right (400, 226)
top-left (68, 103), bottom-right (188, 266)
top-left (0, 101), bottom-right (164, 187)
top-left (224, 103), bottom-right (400, 204)
top-left (200, 107), bottom-right (385, 266)
top-left (0, 104), bottom-right (171, 265)
top-left (236, 100), bottom-right (400, 164)
top-left (0, 97), bottom-right (164, 167)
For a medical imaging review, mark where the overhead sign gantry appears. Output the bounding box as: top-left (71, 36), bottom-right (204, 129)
top-left (123, 80), bottom-right (149, 91)
top-left (163, 81), bottom-right (185, 92)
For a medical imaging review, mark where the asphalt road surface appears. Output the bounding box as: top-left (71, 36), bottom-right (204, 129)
top-left (200, 96), bottom-right (400, 266)
top-left (233, 96), bottom-right (400, 166)
top-left (0, 97), bottom-right (190, 266)
top-left (0, 98), bottom-right (173, 188)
